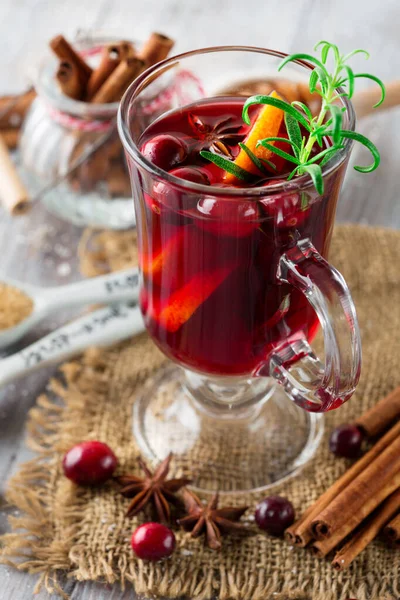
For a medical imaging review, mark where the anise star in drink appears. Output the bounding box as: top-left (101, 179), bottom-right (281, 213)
top-left (115, 453), bottom-right (191, 523)
top-left (178, 488), bottom-right (248, 550)
top-left (188, 112), bottom-right (244, 158)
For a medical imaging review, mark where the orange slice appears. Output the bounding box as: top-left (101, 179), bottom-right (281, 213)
top-left (141, 228), bottom-right (185, 285)
top-left (224, 90), bottom-right (285, 184)
top-left (155, 265), bottom-right (236, 332)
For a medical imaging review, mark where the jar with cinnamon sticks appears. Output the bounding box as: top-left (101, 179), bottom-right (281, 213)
top-left (18, 31), bottom-right (175, 228)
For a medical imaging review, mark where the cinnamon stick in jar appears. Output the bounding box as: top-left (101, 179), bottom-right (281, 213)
top-left (0, 135), bottom-right (30, 214)
top-left (331, 488), bottom-right (400, 570)
top-left (56, 60), bottom-right (84, 100)
top-left (86, 41), bottom-right (135, 100)
top-left (139, 32), bottom-right (174, 66)
top-left (50, 34), bottom-right (93, 87)
top-left (355, 385), bottom-right (400, 438)
top-left (91, 56), bottom-right (147, 104)
top-left (311, 434), bottom-right (400, 540)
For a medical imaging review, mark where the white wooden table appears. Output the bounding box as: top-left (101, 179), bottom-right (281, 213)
top-left (0, 0), bottom-right (399, 598)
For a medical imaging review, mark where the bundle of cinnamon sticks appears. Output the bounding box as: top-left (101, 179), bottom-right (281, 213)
top-left (49, 32), bottom-right (174, 198)
top-left (50, 32), bottom-right (174, 103)
top-left (286, 386), bottom-right (400, 569)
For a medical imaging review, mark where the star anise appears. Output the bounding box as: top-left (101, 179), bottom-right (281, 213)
top-left (177, 489), bottom-right (248, 550)
top-left (115, 453), bottom-right (191, 523)
top-left (188, 112), bottom-right (244, 158)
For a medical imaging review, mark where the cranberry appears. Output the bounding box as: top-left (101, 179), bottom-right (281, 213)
top-left (62, 441), bottom-right (117, 485)
top-left (141, 135), bottom-right (187, 171)
top-left (260, 182), bottom-right (310, 229)
top-left (169, 166), bottom-right (210, 185)
top-left (255, 496), bottom-right (295, 536)
top-left (196, 197), bottom-right (259, 237)
top-left (131, 522), bottom-right (175, 561)
top-left (329, 424), bottom-right (364, 458)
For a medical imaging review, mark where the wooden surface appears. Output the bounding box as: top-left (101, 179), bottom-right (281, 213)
top-left (0, 0), bottom-right (399, 598)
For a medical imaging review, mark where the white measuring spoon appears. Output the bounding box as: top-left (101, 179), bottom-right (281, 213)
top-left (0, 268), bottom-right (140, 349)
top-left (0, 302), bottom-right (145, 387)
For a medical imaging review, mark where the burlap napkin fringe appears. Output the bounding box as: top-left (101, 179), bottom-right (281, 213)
top-left (1, 225), bottom-right (400, 600)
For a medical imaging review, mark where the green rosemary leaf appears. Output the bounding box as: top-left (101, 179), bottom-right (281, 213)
top-left (284, 113), bottom-right (302, 157)
top-left (278, 53), bottom-right (328, 76)
top-left (256, 138), bottom-right (300, 165)
top-left (286, 166), bottom-right (300, 181)
top-left (291, 101), bottom-right (313, 122)
top-left (242, 95), bottom-right (310, 130)
top-left (343, 48), bottom-right (370, 62)
top-left (341, 65), bottom-right (355, 97)
top-left (314, 66), bottom-right (330, 95)
top-left (300, 163), bottom-right (324, 194)
top-left (238, 143), bottom-right (272, 174)
top-left (199, 150), bottom-right (255, 182)
top-left (337, 130), bottom-right (381, 173)
top-left (329, 105), bottom-right (343, 144)
top-left (319, 146), bottom-right (344, 167)
top-left (259, 157), bottom-right (277, 171)
top-left (309, 69), bottom-right (319, 93)
top-left (315, 41), bottom-right (340, 64)
top-left (354, 73), bottom-right (386, 107)
top-left (305, 144), bottom-right (344, 166)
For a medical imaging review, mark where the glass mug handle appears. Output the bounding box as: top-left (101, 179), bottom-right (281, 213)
top-left (265, 239), bottom-right (362, 413)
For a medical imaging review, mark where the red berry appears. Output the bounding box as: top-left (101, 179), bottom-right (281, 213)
top-left (329, 424), bottom-right (364, 458)
top-left (170, 166), bottom-right (210, 185)
top-left (196, 197), bottom-right (259, 237)
top-left (131, 522), bottom-right (175, 561)
top-left (260, 182), bottom-right (309, 229)
top-left (151, 167), bottom-right (210, 215)
top-left (141, 135), bottom-right (187, 171)
top-left (255, 496), bottom-right (295, 536)
top-left (62, 441), bottom-right (117, 485)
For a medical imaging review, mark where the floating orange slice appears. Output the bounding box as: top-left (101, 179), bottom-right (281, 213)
top-left (154, 265), bottom-right (236, 332)
top-left (141, 228), bottom-right (185, 285)
top-left (224, 90), bottom-right (285, 184)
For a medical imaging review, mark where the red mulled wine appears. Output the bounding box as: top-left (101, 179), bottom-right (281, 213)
top-left (137, 98), bottom-right (345, 376)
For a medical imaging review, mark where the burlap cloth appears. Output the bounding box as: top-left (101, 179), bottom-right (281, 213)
top-left (1, 224), bottom-right (400, 600)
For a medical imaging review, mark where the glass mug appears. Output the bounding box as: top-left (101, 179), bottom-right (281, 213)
top-left (118, 47), bottom-right (361, 493)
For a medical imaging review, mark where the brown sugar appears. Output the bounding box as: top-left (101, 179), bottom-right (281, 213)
top-left (0, 282), bottom-right (33, 330)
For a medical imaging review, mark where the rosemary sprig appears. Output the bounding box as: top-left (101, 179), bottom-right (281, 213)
top-left (243, 41), bottom-right (385, 193)
top-left (201, 41), bottom-right (385, 194)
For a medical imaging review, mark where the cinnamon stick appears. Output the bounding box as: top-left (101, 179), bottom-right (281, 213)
top-left (138, 32), bottom-right (174, 67)
top-left (312, 435), bottom-right (400, 540)
top-left (384, 512), bottom-right (400, 542)
top-left (332, 489), bottom-right (400, 570)
top-left (91, 56), bottom-right (146, 104)
top-left (1, 128), bottom-right (19, 150)
top-left (355, 386), bottom-right (400, 438)
top-left (0, 135), bottom-right (30, 214)
top-left (50, 34), bottom-right (93, 87)
top-left (287, 420), bottom-right (400, 546)
top-left (56, 60), bottom-right (84, 100)
top-left (0, 89), bottom-right (36, 129)
top-left (86, 41), bottom-right (135, 100)
top-left (312, 471), bottom-right (400, 557)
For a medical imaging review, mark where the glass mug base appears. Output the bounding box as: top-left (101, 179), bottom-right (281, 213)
top-left (133, 364), bottom-right (324, 494)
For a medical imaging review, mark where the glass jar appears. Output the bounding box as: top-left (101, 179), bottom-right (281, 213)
top-left (19, 33), bottom-right (177, 229)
